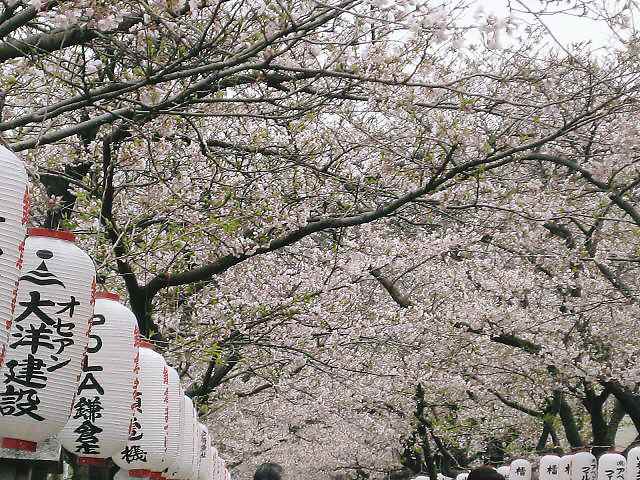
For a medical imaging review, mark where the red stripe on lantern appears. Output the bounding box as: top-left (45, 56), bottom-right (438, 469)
top-left (129, 470), bottom-right (151, 478)
top-left (78, 457), bottom-right (107, 466)
top-left (1, 437), bottom-right (37, 451)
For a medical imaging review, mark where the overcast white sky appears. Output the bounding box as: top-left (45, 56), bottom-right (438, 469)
top-left (468, 0), bottom-right (625, 51)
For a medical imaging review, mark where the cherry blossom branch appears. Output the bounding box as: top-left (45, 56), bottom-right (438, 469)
top-left (0, 15), bottom-right (142, 62)
top-left (525, 153), bottom-right (640, 226)
top-left (370, 267), bottom-right (413, 308)
top-left (0, 1), bottom-right (58, 39)
top-left (187, 331), bottom-right (243, 398)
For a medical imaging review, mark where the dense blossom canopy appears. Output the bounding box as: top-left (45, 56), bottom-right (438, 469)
top-left (1, 0), bottom-right (640, 478)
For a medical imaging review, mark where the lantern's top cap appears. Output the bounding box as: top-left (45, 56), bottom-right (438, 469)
top-left (571, 447), bottom-right (591, 453)
top-left (95, 291), bottom-right (120, 301)
top-left (27, 228), bottom-right (75, 242)
top-left (139, 340), bottom-right (154, 349)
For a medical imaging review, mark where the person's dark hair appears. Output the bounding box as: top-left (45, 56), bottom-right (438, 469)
top-left (254, 462), bottom-right (284, 480)
top-left (467, 466), bottom-right (505, 480)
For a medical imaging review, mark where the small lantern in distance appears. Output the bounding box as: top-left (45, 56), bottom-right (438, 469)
top-left (497, 467), bottom-right (510, 480)
top-left (597, 452), bottom-right (625, 480)
top-left (571, 451), bottom-right (596, 480)
top-left (626, 447), bottom-right (640, 480)
top-left (539, 455), bottom-right (561, 480)
top-left (510, 459), bottom-right (532, 480)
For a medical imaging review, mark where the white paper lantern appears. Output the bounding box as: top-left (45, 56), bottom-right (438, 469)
top-left (0, 146), bottom-right (29, 361)
top-left (157, 367), bottom-right (182, 477)
top-left (571, 452), bottom-right (597, 480)
top-left (196, 423), bottom-right (213, 480)
top-left (626, 447), bottom-right (640, 480)
top-left (498, 466), bottom-right (511, 480)
top-left (214, 458), bottom-right (227, 480)
top-left (540, 455), bottom-right (562, 480)
top-left (511, 459), bottom-right (532, 480)
top-left (113, 344), bottom-right (168, 477)
top-left (167, 396), bottom-right (197, 480)
top-left (597, 453), bottom-right (626, 480)
top-left (0, 229), bottom-right (95, 450)
top-left (559, 455), bottom-right (573, 480)
top-left (58, 292), bottom-right (137, 464)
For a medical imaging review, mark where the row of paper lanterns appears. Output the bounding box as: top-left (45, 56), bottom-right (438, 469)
top-left (0, 147), bottom-right (231, 480)
top-left (455, 450), bottom-right (639, 480)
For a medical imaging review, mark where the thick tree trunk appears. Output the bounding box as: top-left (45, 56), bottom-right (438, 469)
top-left (556, 391), bottom-right (584, 448)
top-left (603, 381), bottom-right (640, 434)
top-left (606, 399), bottom-right (626, 446)
top-left (536, 422), bottom-right (551, 451)
top-left (583, 385), bottom-right (610, 456)
top-left (550, 424), bottom-right (560, 446)
top-left (486, 438), bottom-right (508, 465)
top-left (422, 434), bottom-right (438, 480)
top-left (414, 384), bottom-right (438, 480)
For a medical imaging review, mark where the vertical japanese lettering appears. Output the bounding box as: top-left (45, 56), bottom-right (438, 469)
top-left (122, 347), bottom-right (148, 463)
top-left (72, 314), bottom-right (105, 454)
top-left (0, 249), bottom-right (79, 422)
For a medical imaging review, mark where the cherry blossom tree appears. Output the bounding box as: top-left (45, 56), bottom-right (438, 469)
top-left (2, 0), bottom-right (640, 478)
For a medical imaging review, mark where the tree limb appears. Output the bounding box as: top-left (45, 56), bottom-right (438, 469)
top-left (0, 15), bottom-right (141, 63)
top-left (370, 267), bottom-right (413, 308)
